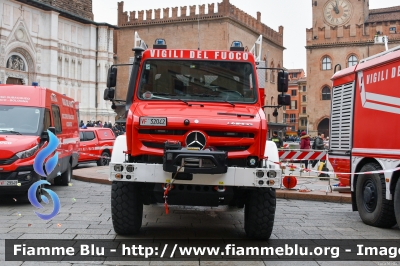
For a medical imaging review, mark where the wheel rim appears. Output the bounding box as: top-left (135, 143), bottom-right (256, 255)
top-left (101, 153), bottom-right (109, 166)
top-left (362, 178), bottom-right (378, 212)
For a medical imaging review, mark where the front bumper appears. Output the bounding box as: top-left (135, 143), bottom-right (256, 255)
top-left (109, 162), bottom-right (282, 188)
top-left (0, 167), bottom-right (41, 194)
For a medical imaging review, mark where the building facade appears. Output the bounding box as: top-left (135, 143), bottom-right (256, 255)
top-left (115, 0), bottom-right (287, 133)
top-left (0, 0), bottom-right (117, 124)
top-left (306, 0), bottom-right (400, 137)
top-left (284, 69), bottom-right (305, 136)
top-left (297, 77), bottom-right (308, 134)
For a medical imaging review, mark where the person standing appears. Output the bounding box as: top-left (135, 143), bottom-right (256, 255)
top-left (311, 133), bottom-right (325, 168)
top-left (271, 131), bottom-right (283, 149)
top-left (300, 131), bottom-right (311, 169)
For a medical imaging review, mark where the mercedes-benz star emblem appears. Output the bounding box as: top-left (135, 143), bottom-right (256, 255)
top-left (186, 131), bottom-right (206, 150)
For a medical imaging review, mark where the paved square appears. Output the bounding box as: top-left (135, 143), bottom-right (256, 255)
top-left (0, 180), bottom-right (399, 265)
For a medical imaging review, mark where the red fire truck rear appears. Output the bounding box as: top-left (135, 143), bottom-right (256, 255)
top-left (104, 33), bottom-right (291, 239)
top-left (329, 45), bottom-right (400, 228)
top-left (0, 83), bottom-right (80, 201)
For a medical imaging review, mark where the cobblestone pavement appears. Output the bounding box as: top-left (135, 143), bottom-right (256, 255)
top-left (0, 180), bottom-right (399, 265)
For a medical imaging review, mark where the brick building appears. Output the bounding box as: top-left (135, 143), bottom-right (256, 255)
top-left (297, 77), bottom-right (308, 134)
top-left (114, 0), bottom-right (287, 134)
top-left (284, 69), bottom-right (305, 136)
top-left (0, 0), bottom-right (117, 123)
top-left (306, 0), bottom-right (400, 137)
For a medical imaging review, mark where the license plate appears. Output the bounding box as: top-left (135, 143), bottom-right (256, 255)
top-left (0, 180), bottom-right (18, 186)
top-left (140, 117), bottom-right (167, 126)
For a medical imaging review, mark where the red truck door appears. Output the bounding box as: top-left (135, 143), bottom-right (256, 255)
top-left (80, 131), bottom-right (97, 161)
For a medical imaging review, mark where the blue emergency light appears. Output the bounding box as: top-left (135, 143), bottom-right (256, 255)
top-left (153, 38), bottom-right (167, 49)
top-left (230, 41), bottom-right (244, 51)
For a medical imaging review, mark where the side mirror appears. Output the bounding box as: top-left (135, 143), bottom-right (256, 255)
top-left (107, 67), bottom-right (117, 88)
top-left (277, 71), bottom-right (288, 92)
top-left (48, 127), bottom-right (56, 135)
top-left (278, 94), bottom-right (291, 106)
top-left (40, 131), bottom-right (49, 142)
top-left (104, 88), bottom-right (115, 100)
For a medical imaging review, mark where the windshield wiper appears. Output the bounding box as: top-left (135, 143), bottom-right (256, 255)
top-left (193, 93), bottom-right (214, 97)
top-left (152, 92), bottom-right (175, 96)
top-left (176, 99), bottom-right (189, 105)
top-left (192, 94), bottom-right (235, 106)
top-left (223, 101), bottom-right (235, 107)
top-left (0, 130), bottom-right (22, 135)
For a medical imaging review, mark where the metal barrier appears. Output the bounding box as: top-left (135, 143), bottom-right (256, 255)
top-left (277, 149), bottom-right (333, 194)
top-left (278, 149), bottom-right (327, 161)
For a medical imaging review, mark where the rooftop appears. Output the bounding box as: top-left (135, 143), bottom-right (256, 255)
top-left (366, 6), bottom-right (400, 23)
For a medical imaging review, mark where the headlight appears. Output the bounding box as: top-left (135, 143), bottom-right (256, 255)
top-left (268, 171), bottom-right (277, 178)
top-left (114, 164), bottom-right (123, 172)
top-left (16, 145), bottom-right (39, 159)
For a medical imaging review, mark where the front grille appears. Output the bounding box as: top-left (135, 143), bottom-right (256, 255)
top-left (214, 146), bottom-right (250, 152)
top-left (0, 172), bottom-right (14, 180)
top-left (206, 131), bottom-right (254, 138)
top-left (142, 142), bottom-right (165, 149)
top-left (0, 155), bottom-right (18, 165)
top-left (139, 129), bottom-right (187, 135)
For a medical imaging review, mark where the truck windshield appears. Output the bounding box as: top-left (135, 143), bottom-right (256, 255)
top-left (137, 60), bottom-right (257, 103)
top-left (0, 106), bottom-right (43, 135)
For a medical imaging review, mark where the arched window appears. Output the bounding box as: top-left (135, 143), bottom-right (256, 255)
top-left (322, 56), bottom-right (331, 70)
top-left (348, 55), bottom-right (358, 67)
top-left (322, 86), bottom-right (331, 100)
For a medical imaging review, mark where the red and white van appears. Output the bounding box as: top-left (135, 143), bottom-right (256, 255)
top-left (78, 127), bottom-right (115, 166)
top-left (0, 84), bottom-right (80, 201)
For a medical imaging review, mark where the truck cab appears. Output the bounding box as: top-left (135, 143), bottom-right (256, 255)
top-left (104, 34), bottom-right (290, 239)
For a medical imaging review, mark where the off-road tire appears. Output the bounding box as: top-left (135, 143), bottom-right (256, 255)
top-left (111, 181), bottom-right (143, 235)
top-left (54, 162), bottom-right (72, 186)
top-left (394, 180), bottom-right (400, 227)
top-left (97, 151), bottom-right (111, 166)
top-left (356, 162), bottom-right (396, 228)
top-left (244, 188), bottom-right (276, 239)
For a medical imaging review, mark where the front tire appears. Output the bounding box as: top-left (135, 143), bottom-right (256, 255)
top-left (16, 183), bottom-right (43, 203)
top-left (97, 151), bottom-right (111, 166)
top-left (111, 181), bottom-right (143, 235)
top-left (394, 180), bottom-right (400, 227)
top-left (244, 188), bottom-right (276, 239)
top-left (355, 162), bottom-right (396, 228)
top-left (54, 162), bottom-right (72, 186)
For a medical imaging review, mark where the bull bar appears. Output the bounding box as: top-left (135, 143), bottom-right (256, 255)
top-left (109, 162), bottom-right (282, 188)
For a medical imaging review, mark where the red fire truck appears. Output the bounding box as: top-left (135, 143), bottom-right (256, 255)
top-left (0, 84), bottom-right (80, 201)
top-left (104, 33), bottom-right (290, 239)
top-left (329, 45), bottom-right (400, 228)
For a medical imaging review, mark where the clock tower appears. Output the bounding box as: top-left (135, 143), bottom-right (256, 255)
top-left (323, 0), bottom-right (353, 26)
top-left (305, 0), bottom-right (400, 137)
top-left (312, 0), bottom-right (368, 37)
